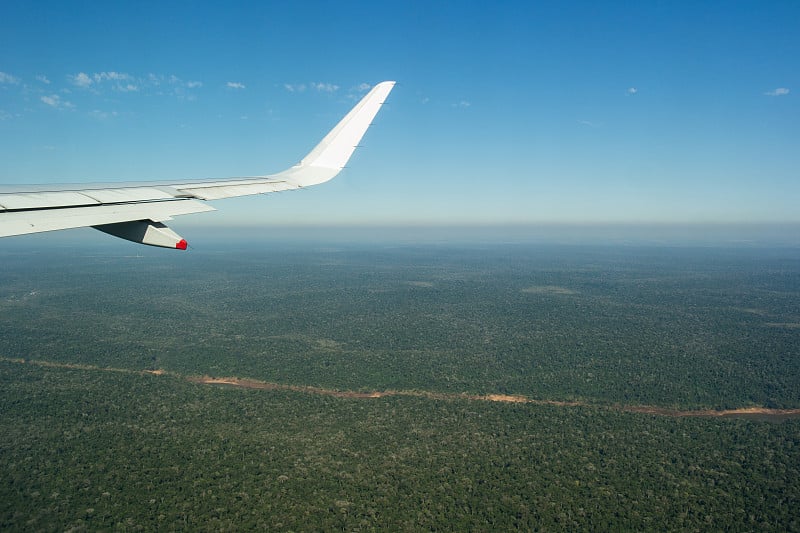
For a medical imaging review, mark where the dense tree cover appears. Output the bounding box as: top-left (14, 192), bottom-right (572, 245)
top-left (1, 244), bottom-right (799, 409)
top-left (1, 243), bottom-right (799, 529)
top-left (1, 362), bottom-right (799, 531)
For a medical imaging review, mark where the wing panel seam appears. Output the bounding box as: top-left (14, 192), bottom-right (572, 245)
top-left (0, 197), bottom-right (199, 214)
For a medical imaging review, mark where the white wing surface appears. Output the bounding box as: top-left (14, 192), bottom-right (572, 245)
top-left (0, 81), bottom-right (395, 249)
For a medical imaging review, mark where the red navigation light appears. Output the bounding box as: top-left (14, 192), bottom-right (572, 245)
top-left (176, 239), bottom-right (188, 250)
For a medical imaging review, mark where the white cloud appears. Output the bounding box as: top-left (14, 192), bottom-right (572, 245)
top-left (94, 72), bottom-right (138, 92)
top-left (356, 83), bottom-right (371, 92)
top-left (452, 100), bottom-right (471, 108)
top-left (578, 119), bottom-right (599, 128)
top-left (0, 71), bottom-right (20, 84)
top-left (226, 81), bottom-right (246, 89)
top-left (94, 71), bottom-right (131, 82)
top-left (89, 109), bottom-right (118, 119)
top-left (311, 82), bottom-right (339, 92)
top-left (0, 110), bottom-right (11, 120)
top-left (285, 82), bottom-right (340, 93)
top-left (41, 94), bottom-right (74, 109)
top-left (765, 87), bottom-right (790, 96)
top-left (71, 72), bottom-right (93, 87)
top-left (67, 71), bottom-right (202, 98)
top-left (627, 87), bottom-right (638, 95)
top-left (36, 75), bottom-right (50, 84)
top-left (147, 74), bottom-right (202, 91)
top-left (71, 71), bottom-right (204, 94)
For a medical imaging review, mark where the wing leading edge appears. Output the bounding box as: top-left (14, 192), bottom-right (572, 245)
top-left (0, 81), bottom-right (395, 249)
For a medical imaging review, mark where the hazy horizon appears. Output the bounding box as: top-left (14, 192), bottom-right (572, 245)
top-left (3, 221), bottom-right (800, 251)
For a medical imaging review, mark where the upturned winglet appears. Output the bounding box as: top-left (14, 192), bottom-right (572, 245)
top-left (300, 80), bottom-right (395, 170)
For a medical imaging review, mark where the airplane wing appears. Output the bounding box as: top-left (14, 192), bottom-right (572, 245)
top-left (0, 81), bottom-right (395, 249)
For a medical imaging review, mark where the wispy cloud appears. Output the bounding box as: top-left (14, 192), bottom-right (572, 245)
top-left (41, 94), bottom-right (74, 109)
top-left (311, 82), bottom-right (339, 92)
top-left (578, 119), bottom-right (600, 128)
top-left (84, 71), bottom-right (136, 91)
top-left (89, 109), bottom-right (118, 119)
top-left (36, 75), bottom-right (50, 84)
top-left (93, 71), bottom-right (130, 82)
top-left (764, 87), bottom-right (790, 96)
top-left (70, 72), bottom-right (93, 88)
top-left (341, 83), bottom-right (376, 101)
top-left (70, 71), bottom-right (200, 96)
top-left (452, 100), bottom-right (471, 108)
top-left (0, 71), bottom-right (20, 84)
top-left (226, 81), bottom-right (246, 89)
top-left (627, 87), bottom-right (638, 95)
top-left (284, 82), bottom-right (340, 93)
top-left (94, 72), bottom-right (137, 91)
top-left (146, 74), bottom-right (203, 98)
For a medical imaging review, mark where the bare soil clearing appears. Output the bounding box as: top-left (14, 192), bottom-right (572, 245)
top-left (190, 375), bottom-right (799, 420)
top-left (5, 357), bottom-right (799, 420)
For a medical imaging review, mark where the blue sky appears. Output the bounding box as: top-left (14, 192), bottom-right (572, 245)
top-left (1, 0), bottom-right (798, 231)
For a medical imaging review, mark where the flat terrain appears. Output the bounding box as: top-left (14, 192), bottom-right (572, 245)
top-left (1, 241), bottom-right (799, 530)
